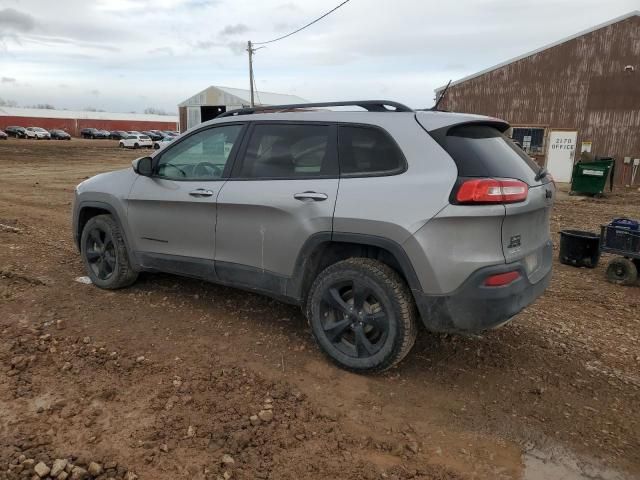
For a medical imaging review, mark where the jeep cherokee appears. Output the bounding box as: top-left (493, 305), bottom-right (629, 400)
top-left (72, 100), bottom-right (554, 373)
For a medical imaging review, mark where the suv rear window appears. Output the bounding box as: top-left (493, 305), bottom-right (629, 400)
top-left (432, 124), bottom-right (540, 184)
top-left (338, 125), bottom-right (405, 176)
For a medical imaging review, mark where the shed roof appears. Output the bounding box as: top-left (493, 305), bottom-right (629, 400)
top-left (435, 10), bottom-right (640, 93)
top-left (0, 106), bottom-right (178, 122)
top-left (178, 85), bottom-right (308, 107)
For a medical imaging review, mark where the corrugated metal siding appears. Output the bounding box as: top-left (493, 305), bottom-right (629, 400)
top-left (441, 16), bottom-right (640, 184)
top-left (0, 117), bottom-right (178, 137)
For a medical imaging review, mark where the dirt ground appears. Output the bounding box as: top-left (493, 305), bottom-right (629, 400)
top-left (1, 139), bottom-right (639, 480)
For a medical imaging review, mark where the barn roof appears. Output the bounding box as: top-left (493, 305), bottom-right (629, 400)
top-left (435, 10), bottom-right (640, 93)
top-left (0, 106), bottom-right (178, 123)
top-left (178, 85), bottom-right (308, 107)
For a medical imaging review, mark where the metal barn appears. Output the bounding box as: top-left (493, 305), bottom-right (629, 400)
top-left (178, 85), bottom-right (308, 133)
top-left (435, 11), bottom-right (640, 185)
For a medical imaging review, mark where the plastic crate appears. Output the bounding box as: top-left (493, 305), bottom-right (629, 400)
top-left (601, 225), bottom-right (640, 253)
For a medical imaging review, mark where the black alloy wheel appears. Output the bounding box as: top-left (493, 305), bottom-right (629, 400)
top-left (307, 258), bottom-right (417, 373)
top-left (80, 215), bottom-right (138, 289)
top-left (319, 280), bottom-right (388, 359)
top-left (84, 227), bottom-right (116, 281)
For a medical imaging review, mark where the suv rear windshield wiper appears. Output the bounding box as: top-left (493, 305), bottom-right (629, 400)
top-left (535, 166), bottom-right (548, 182)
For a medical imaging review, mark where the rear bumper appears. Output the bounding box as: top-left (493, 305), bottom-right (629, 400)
top-left (414, 241), bottom-right (553, 333)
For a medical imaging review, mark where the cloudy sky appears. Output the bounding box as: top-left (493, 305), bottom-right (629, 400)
top-left (0, 0), bottom-right (637, 113)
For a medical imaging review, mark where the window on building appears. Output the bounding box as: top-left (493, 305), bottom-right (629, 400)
top-left (511, 127), bottom-right (546, 155)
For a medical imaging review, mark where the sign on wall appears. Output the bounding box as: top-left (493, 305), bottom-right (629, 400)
top-left (546, 131), bottom-right (577, 183)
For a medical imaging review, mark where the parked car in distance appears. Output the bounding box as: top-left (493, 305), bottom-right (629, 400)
top-left (0, 129), bottom-right (7, 140)
top-left (72, 100), bottom-right (555, 373)
top-left (109, 130), bottom-right (129, 140)
top-left (5, 126), bottom-right (26, 138)
top-left (119, 134), bottom-right (153, 149)
top-left (153, 136), bottom-right (175, 150)
top-left (50, 129), bottom-right (72, 140)
top-left (162, 130), bottom-right (179, 137)
top-left (142, 130), bottom-right (163, 141)
top-left (149, 129), bottom-right (166, 137)
top-left (127, 131), bottom-right (142, 136)
top-left (25, 127), bottom-right (51, 139)
top-left (80, 128), bottom-right (107, 139)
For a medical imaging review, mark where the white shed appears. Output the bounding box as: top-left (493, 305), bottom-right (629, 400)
top-left (178, 85), bottom-right (308, 132)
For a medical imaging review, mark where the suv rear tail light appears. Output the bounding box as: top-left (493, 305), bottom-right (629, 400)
top-left (455, 178), bottom-right (528, 204)
top-left (484, 270), bottom-right (521, 287)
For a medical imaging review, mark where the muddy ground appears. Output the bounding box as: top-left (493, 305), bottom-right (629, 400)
top-left (0, 139), bottom-right (639, 480)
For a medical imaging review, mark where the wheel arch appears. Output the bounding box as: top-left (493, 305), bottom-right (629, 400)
top-left (75, 202), bottom-right (137, 268)
top-left (289, 233), bottom-right (421, 305)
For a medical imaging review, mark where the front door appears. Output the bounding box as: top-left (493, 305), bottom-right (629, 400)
top-left (546, 130), bottom-right (577, 183)
top-left (127, 123), bottom-right (245, 275)
top-left (215, 122), bottom-right (339, 294)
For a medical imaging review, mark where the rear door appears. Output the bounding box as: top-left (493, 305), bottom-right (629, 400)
top-left (215, 122), bottom-right (339, 294)
top-left (427, 122), bottom-right (554, 270)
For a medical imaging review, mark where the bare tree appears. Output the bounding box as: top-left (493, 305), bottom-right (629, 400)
top-left (144, 107), bottom-right (175, 116)
top-left (0, 98), bottom-right (19, 107)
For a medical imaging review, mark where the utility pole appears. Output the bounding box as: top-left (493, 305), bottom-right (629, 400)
top-left (247, 40), bottom-right (255, 107)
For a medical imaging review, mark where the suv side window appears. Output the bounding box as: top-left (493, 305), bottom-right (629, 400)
top-left (338, 125), bottom-right (406, 176)
top-left (156, 124), bottom-right (243, 180)
top-left (235, 123), bottom-right (337, 179)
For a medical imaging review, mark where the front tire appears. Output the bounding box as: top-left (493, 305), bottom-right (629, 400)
top-left (80, 215), bottom-right (138, 289)
top-left (306, 258), bottom-right (417, 373)
top-left (134, 143), bottom-right (139, 149)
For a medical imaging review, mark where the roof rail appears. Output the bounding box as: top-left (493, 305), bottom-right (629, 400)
top-left (218, 100), bottom-right (413, 118)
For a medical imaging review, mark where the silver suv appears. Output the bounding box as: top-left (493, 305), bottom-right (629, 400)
top-left (72, 100), bottom-right (554, 373)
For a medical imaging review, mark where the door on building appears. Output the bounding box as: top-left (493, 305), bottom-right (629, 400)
top-left (546, 130), bottom-right (577, 183)
top-left (186, 107), bottom-right (202, 130)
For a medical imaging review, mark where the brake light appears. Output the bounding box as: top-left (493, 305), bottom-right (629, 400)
top-left (484, 270), bottom-right (521, 287)
top-left (456, 178), bottom-right (528, 204)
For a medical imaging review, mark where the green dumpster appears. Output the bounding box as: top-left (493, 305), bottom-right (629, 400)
top-left (570, 158), bottom-right (615, 196)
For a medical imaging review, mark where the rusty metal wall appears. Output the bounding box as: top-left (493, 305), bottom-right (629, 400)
top-left (440, 15), bottom-right (640, 185)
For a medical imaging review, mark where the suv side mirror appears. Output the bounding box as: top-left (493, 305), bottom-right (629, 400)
top-left (132, 157), bottom-right (153, 177)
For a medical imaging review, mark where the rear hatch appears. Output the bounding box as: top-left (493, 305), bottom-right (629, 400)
top-left (423, 119), bottom-right (555, 274)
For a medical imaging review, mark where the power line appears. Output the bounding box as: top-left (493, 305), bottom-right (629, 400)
top-left (253, 0), bottom-right (352, 46)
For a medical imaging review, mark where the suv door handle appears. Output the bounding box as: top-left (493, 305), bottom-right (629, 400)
top-left (189, 189), bottom-right (214, 197)
top-left (294, 192), bottom-right (328, 201)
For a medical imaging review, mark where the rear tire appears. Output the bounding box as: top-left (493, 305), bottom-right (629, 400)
top-left (306, 258), bottom-right (418, 373)
top-left (606, 257), bottom-right (638, 286)
top-left (134, 143), bottom-right (139, 149)
top-left (80, 215), bottom-right (138, 290)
